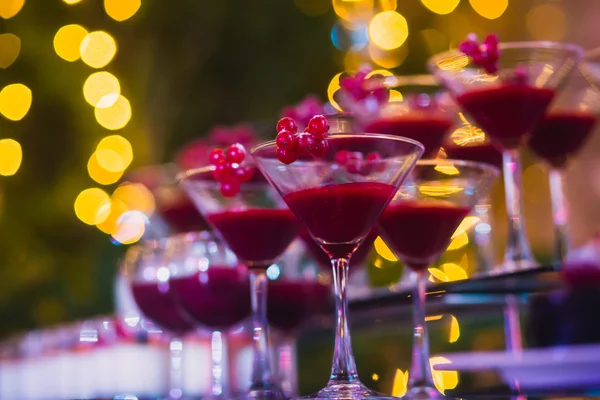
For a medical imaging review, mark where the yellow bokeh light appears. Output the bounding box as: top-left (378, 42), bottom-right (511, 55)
top-left (430, 356), bottom-right (458, 394)
top-left (54, 24), bottom-right (88, 62)
top-left (80, 31), bottom-right (117, 69)
top-left (442, 262), bottom-right (468, 281)
top-left (83, 71), bottom-right (120, 108)
top-left (327, 72), bottom-right (343, 112)
top-left (452, 215), bottom-right (479, 238)
top-left (74, 188), bottom-right (111, 225)
top-left (0, 138), bottom-right (22, 176)
top-left (389, 90), bottom-right (403, 102)
top-left (104, 0), bottom-right (141, 22)
top-left (88, 152), bottom-right (124, 185)
top-left (369, 11), bottom-right (408, 50)
top-left (0, 83), bottom-right (31, 121)
top-left (391, 369), bottom-right (409, 397)
top-left (94, 95), bottom-right (131, 130)
top-left (429, 267), bottom-right (448, 282)
top-left (96, 134), bottom-right (133, 169)
top-left (420, 0), bottom-right (460, 15)
top-left (63, 0), bottom-right (83, 4)
top-left (95, 149), bottom-right (124, 172)
top-left (343, 51), bottom-right (363, 73)
top-left (378, 0), bottom-right (396, 11)
top-left (113, 183), bottom-right (155, 216)
top-left (374, 236), bottom-right (398, 261)
top-left (469, 0), bottom-right (508, 20)
top-left (449, 315), bottom-right (460, 342)
top-left (333, 0), bottom-right (374, 23)
top-left (293, 0), bottom-right (331, 16)
top-left (526, 4), bottom-right (566, 41)
top-left (112, 210), bottom-right (146, 244)
top-left (0, 0), bottom-right (25, 19)
top-left (368, 43), bottom-right (408, 69)
top-left (0, 33), bottom-right (21, 69)
top-left (447, 231), bottom-right (468, 251)
top-left (96, 198), bottom-right (128, 234)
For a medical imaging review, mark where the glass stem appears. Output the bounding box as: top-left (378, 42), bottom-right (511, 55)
top-left (249, 269), bottom-right (277, 391)
top-left (169, 337), bottom-right (184, 400)
top-left (278, 334), bottom-right (299, 398)
top-left (211, 331), bottom-right (226, 397)
top-left (328, 257), bottom-right (359, 384)
top-left (472, 195), bottom-right (496, 272)
top-left (408, 271), bottom-right (436, 390)
top-left (502, 149), bottom-right (536, 270)
top-left (548, 168), bottom-right (570, 266)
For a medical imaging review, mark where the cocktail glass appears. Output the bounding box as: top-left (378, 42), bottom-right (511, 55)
top-left (167, 231), bottom-right (251, 399)
top-left (378, 159), bottom-right (499, 399)
top-left (429, 41), bottom-right (583, 272)
top-left (267, 245), bottom-right (332, 398)
top-left (252, 133), bottom-right (424, 400)
top-left (527, 64), bottom-right (599, 265)
top-left (343, 74), bottom-right (455, 158)
top-left (178, 167), bottom-right (300, 400)
top-left (122, 238), bottom-right (196, 400)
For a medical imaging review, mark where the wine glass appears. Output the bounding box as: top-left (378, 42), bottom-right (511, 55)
top-left (429, 41), bottom-right (584, 273)
top-left (377, 159), bottom-right (499, 399)
top-left (178, 166), bottom-right (300, 400)
top-left (167, 231), bottom-right (251, 399)
top-left (252, 133), bottom-right (424, 400)
top-left (529, 61), bottom-right (600, 265)
top-left (122, 238), bottom-right (196, 400)
top-left (266, 242), bottom-right (332, 398)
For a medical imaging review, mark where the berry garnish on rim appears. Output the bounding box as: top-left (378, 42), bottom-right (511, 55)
top-left (335, 150), bottom-right (385, 176)
top-left (275, 115), bottom-right (330, 164)
top-left (280, 95), bottom-right (325, 130)
top-left (459, 33), bottom-right (500, 74)
top-left (339, 65), bottom-right (390, 107)
top-left (209, 143), bottom-right (254, 197)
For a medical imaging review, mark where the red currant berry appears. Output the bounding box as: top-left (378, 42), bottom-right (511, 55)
top-left (312, 138), bottom-right (329, 157)
top-left (307, 115), bottom-right (329, 136)
top-left (209, 148), bottom-right (225, 166)
top-left (212, 162), bottom-right (234, 182)
top-left (220, 180), bottom-right (240, 197)
top-left (234, 166), bottom-right (255, 182)
top-left (346, 152), bottom-right (363, 174)
top-left (335, 150), bottom-right (350, 165)
top-left (277, 117), bottom-right (298, 134)
top-left (296, 133), bottom-right (315, 156)
top-left (276, 130), bottom-right (297, 151)
top-left (484, 34), bottom-right (498, 47)
top-left (366, 152), bottom-right (386, 172)
top-left (276, 148), bottom-right (298, 165)
top-left (225, 144), bottom-right (246, 164)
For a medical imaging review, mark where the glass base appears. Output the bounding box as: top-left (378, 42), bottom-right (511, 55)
top-left (292, 382), bottom-right (397, 400)
top-left (492, 258), bottom-right (539, 275)
top-left (237, 387), bottom-right (286, 400)
top-left (405, 385), bottom-right (446, 400)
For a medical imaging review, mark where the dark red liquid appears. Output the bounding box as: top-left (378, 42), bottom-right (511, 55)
top-left (443, 142), bottom-right (503, 168)
top-left (378, 201), bottom-right (471, 271)
top-left (457, 85), bottom-right (555, 149)
top-left (207, 208), bottom-right (299, 268)
top-left (284, 182), bottom-right (395, 259)
top-left (364, 113), bottom-right (453, 158)
top-left (171, 267), bottom-right (251, 330)
top-left (300, 228), bottom-right (378, 272)
top-left (158, 196), bottom-right (210, 233)
top-left (561, 263), bottom-right (600, 287)
top-left (267, 279), bottom-right (330, 333)
top-left (131, 281), bottom-right (194, 334)
top-left (528, 111), bottom-right (597, 168)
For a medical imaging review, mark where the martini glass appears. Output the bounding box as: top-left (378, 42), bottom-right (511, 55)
top-left (429, 41), bottom-right (583, 272)
top-left (378, 159), bottom-right (499, 399)
top-left (178, 166), bottom-right (300, 400)
top-left (252, 133), bottom-right (424, 400)
top-left (527, 64), bottom-right (599, 266)
top-left (122, 238), bottom-right (196, 400)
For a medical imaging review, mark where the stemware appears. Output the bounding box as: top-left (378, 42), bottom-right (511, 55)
top-left (527, 64), bottom-right (599, 265)
top-left (377, 159), bottom-right (499, 399)
top-left (252, 133), bottom-right (424, 400)
top-left (122, 238), bottom-right (196, 400)
top-left (167, 231), bottom-right (251, 399)
top-left (179, 166), bottom-right (300, 400)
top-left (429, 41), bottom-right (584, 272)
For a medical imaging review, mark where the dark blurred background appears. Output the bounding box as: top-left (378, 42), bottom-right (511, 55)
top-left (0, 0), bottom-right (598, 338)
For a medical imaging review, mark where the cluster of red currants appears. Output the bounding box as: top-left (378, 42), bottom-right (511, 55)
top-left (340, 66), bottom-right (389, 104)
top-left (209, 143), bottom-right (254, 197)
top-left (459, 33), bottom-right (500, 74)
top-left (275, 115), bottom-right (330, 164)
top-left (335, 150), bottom-right (385, 176)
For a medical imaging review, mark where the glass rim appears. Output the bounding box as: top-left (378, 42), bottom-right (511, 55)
top-left (427, 41), bottom-right (585, 70)
top-left (250, 132), bottom-right (426, 157)
top-left (415, 158), bottom-right (501, 177)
